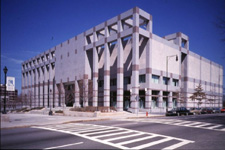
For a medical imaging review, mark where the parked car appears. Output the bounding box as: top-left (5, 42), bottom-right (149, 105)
top-left (166, 107), bottom-right (190, 116)
top-left (212, 108), bottom-right (221, 113)
top-left (190, 108), bottom-right (201, 115)
top-left (221, 108), bottom-right (225, 113)
top-left (206, 108), bottom-right (213, 114)
top-left (200, 108), bottom-right (208, 114)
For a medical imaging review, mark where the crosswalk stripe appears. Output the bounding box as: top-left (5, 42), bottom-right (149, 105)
top-left (207, 125), bottom-right (223, 129)
top-left (92, 130), bottom-right (133, 138)
top-left (105, 133), bottom-right (144, 142)
top-left (162, 140), bottom-right (194, 150)
top-left (83, 128), bottom-right (121, 136)
top-left (131, 137), bottom-right (172, 149)
top-left (124, 118), bottom-right (225, 132)
top-left (116, 135), bottom-right (157, 145)
top-left (32, 123), bottom-right (195, 150)
top-left (75, 127), bottom-right (114, 133)
top-left (183, 122), bottom-right (203, 126)
top-left (195, 123), bottom-right (212, 127)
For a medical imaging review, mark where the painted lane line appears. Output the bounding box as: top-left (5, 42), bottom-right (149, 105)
top-left (163, 140), bottom-right (194, 150)
top-left (92, 131), bottom-right (133, 138)
top-left (32, 126), bottom-right (128, 149)
top-left (172, 121), bottom-right (193, 125)
top-left (44, 142), bottom-right (83, 149)
top-left (183, 122), bottom-right (203, 126)
top-left (131, 138), bottom-right (172, 149)
top-left (105, 133), bottom-right (144, 142)
top-left (111, 122), bottom-right (138, 127)
top-left (32, 123), bottom-right (195, 150)
top-left (207, 125), bottom-right (223, 129)
top-left (83, 129), bottom-right (122, 136)
top-left (75, 127), bottom-right (114, 133)
top-left (64, 126), bottom-right (100, 132)
top-left (116, 135), bottom-right (157, 145)
top-left (195, 123), bottom-right (212, 127)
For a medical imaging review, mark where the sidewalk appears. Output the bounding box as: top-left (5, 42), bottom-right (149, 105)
top-left (1, 111), bottom-right (164, 129)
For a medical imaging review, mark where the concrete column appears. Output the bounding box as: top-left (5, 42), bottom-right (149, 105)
top-left (41, 69), bottom-right (44, 107)
top-left (145, 36), bottom-right (152, 110)
top-left (116, 18), bottom-right (124, 111)
top-left (83, 76), bottom-right (89, 107)
top-left (36, 69), bottom-right (40, 107)
top-left (158, 90), bottom-right (163, 109)
top-left (74, 80), bottom-right (80, 107)
top-left (131, 12), bottom-right (139, 113)
top-left (44, 66), bottom-right (48, 107)
top-left (93, 47), bottom-right (98, 107)
top-left (24, 73), bottom-right (28, 106)
top-left (93, 29), bottom-right (98, 107)
top-left (117, 37), bottom-right (123, 111)
top-left (104, 43), bottom-right (110, 107)
top-left (169, 92), bottom-right (173, 108)
top-left (49, 64), bottom-right (53, 109)
top-left (28, 71), bottom-right (32, 108)
top-left (33, 70), bottom-right (36, 107)
top-left (60, 81), bottom-right (65, 107)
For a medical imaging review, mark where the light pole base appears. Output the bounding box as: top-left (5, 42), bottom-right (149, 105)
top-left (2, 111), bottom-right (7, 114)
top-left (49, 110), bottom-right (53, 115)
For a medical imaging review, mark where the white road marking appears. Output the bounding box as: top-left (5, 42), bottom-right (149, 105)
top-left (44, 142), bottom-right (83, 149)
top-left (111, 122), bottom-right (138, 127)
top-left (105, 133), bottom-right (143, 142)
top-left (131, 138), bottom-right (172, 149)
top-left (120, 118), bottom-right (225, 132)
top-left (163, 140), bottom-right (191, 150)
top-left (32, 123), bottom-right (194, 150)
top-left (92, 130), bottom-right (133, 138)
top-left (83, 128), bottom-right (121, 136)
top-left (207, 125), bottom-right (223, 129)
top-left (194, 123), bottom-right (212, 127)
top-left (183, 122), bottom-right (203, 126)
top-left (76, 126), bottom-right (114, 133)
top-left (116, 135), bottom-right (157, 145)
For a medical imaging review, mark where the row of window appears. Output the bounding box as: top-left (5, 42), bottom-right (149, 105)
top-left (98, 74), bottom-right (179, 87)
top-left (23, 51), bottom-right (55, 70)
top-left (85, 15), bottom-right (149, 45)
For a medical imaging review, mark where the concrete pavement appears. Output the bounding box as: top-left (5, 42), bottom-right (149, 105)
top-left (1, 111), bottom-right (164, 129)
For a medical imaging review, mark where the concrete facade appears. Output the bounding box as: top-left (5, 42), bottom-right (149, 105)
top-left (21, 7), bottom-right (223, 113)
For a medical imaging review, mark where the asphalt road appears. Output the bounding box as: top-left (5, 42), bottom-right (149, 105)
top-left (1, 113), bottom-right (225, 149)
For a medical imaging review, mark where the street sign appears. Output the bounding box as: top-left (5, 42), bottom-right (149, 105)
top-left (6, 76), bottom-right (15, 91)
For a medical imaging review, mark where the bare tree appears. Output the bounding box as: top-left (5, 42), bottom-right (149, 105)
top-left (190, 84), bottom-right (206, 108)
top-left (174, 90), bottom-right (186, 107)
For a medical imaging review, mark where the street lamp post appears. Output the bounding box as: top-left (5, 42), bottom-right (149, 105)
top-left (49, 89), bottom-right (52, 115)
top-left (3, 66), bottom-right (8, 114)
top-left (166, 55), bottom-right (178, 112)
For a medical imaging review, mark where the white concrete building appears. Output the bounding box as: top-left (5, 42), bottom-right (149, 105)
top-left (21, 7), bottom-right (223, 113)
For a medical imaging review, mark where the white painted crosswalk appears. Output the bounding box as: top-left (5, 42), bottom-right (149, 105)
top-left (118, 118), bottom-right (225, 132)
top-left (32, 123), bottom-right (194, 149)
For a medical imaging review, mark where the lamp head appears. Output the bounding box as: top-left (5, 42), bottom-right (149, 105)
top-left (3, 66), bottom-right (8, 74)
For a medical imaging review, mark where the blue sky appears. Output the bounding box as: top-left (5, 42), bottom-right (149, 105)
top-left (1, 0), bottom-right (225, 94)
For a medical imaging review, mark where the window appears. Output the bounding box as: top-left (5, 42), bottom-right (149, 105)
top-left (163, 77), bottom-right (169, 85)
top-left (46, 54), bottom-right (49, 60)
top-left (124, 77), bottom-right (131, 85)
top-left (152, 75), bottom-right (159, 84)
top-left (51, 51), bottom-right (55, 58)
top-left (110, 79), bottom-right (117, 86)
top-left (98, 80), bottom-right (104, 87)
top-left (139, 74), bottom-right (146, 83)
top-left (37, 58), bottom-right (40, 64)
top-left (41, 56), bottom-right (45, 62)
top-left (172, 79), bottom-right (179, 86)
